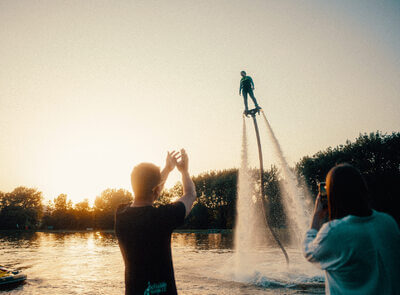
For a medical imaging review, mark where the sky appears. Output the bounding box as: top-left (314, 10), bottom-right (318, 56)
top-left (1, 0), bottom-right (399, 204)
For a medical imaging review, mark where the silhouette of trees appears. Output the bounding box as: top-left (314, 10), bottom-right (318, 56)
top-left (41, 189), bottom-right (134, 230)
top-left (93, 188), bottom-right (133, 229)
top-left (0, 187), bottom-right (43, 229)
top-left (297, 131), bottom-right (400, 225)
top-left (190, 169), bottom-right (237, 229)
top-left (51, 194), bottom-right (74, 229)
top-left (74, 199), bottom-right (93, 229)
top-left (41, 194), bottom-right (93, 229)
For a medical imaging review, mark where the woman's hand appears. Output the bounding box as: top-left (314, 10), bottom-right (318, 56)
top-left (310, 194), bottom-right (329, 230)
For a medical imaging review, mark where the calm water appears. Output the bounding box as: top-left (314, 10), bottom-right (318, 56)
top-left (0, 231), bottom-right (324, 294)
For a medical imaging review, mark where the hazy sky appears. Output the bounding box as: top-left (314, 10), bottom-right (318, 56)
top-left (1, 0), bottom-right (399, 203)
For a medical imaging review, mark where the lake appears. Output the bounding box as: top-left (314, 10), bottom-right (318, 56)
top-left (0, 231), bottom-right (324, 294)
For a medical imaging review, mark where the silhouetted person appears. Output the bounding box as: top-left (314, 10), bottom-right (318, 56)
top-left (303, 163), bottom-right (400, 294)
top-left (115, 149), bottom-right (197, 295)
top-left (239, 71), bottom-right (260, 115)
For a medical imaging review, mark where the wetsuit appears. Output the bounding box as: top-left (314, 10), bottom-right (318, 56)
top-left (239, 76), bottom-right (260, 111)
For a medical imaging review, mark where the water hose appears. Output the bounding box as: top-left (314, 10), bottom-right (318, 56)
top-left (247, 109), bottom-right (290, 265)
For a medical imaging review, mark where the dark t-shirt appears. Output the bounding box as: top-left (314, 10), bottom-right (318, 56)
top-left (240, 76), bottom-right (254, 91)
top-left (115, 202), bottom-right (186, 295)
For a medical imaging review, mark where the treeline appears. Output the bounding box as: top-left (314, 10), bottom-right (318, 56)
top-left (0, 169), bottom-right (283, 230)
top-left (0, 188), bottom-right (133, 230)
top-left (41, 189), bottom-right (133, 229)
top-left (1, 131), bottom-right (398, 230)
top-left (297, 131), bottom-right (400, 225)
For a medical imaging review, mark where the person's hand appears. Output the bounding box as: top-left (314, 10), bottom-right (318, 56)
top-left (252, 87), bottom-right (255, 90)
top-left (311, 193), bottom-right (329, 230)
top-left (176, 149), bottom-right (189, 173)
top-left (165, 151), bottom-right (179, 172)
top-left (239, 92), bottom-right (241, 96)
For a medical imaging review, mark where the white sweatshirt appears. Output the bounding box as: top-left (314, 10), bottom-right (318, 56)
top-left (303, 210), bottom-right (400, 295)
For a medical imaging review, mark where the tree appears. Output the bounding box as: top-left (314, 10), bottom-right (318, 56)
top-left (94, 188), bottom-right (133, 229)
top-left (73, 199), bottom-right (94, 229)
top-left (262, 166), bottom-right (286, 228)
top-left (190, 169), bottom-right (237, 229)
top-left (0, 187), bottom-right (43, 229)
top-left (53, 194), bottom-right (72, 212)
top-left (47, 194), bottom-right (76, 229)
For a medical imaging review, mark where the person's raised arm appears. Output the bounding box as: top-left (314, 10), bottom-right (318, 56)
top-left (303, 193), bottom-right (337, 269)
top-left (310, 194), bottom-right (328, 231)
top-left (176, 149), bottom-right (196, 217)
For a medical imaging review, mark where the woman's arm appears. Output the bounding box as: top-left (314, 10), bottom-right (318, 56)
top-left (310, 194), bottom-right (329, 230)
top-left (303, 194), bottom-right (336, 269)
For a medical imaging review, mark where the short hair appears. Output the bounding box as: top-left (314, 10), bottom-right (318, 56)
top-left (326, 163), bottom-right (370, 220)
top-left (131, 163), bottom-right (161, 200)
top-left (241, 71), bottom-right (246, 75)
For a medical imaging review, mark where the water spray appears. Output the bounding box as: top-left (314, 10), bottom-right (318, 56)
top-left (260, 109), bottom-right (311, 243)
top-left (245, 108), bottom-right (289, 265)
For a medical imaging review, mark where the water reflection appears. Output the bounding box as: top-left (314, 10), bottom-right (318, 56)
top-left (172, 233), bottom-right (233, 250)
top-left (0, 231), bottom-right (233, 252)
top-left (0, 231), bottom-right (40, 248)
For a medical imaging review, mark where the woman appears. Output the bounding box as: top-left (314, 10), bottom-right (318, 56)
top-left (303, 163), bottom-right (400, 295)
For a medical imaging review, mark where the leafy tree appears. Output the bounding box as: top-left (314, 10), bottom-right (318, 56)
top-left (192, 169), bottom-right (237, 229)
top-left (262, 166), bottom-right (286, 228)
top-left (73, 199), bottom-right (94, 229)
top-left (53, 194), bottom-right (72, 212)
top-left (94, 188), bottom-right (133, 229)
top-left (155, 183), bottom-right (182, 206)
top-left (0, 187), bottom-right (43, 229)
top-left (45, 194), bottom-right (76, 229)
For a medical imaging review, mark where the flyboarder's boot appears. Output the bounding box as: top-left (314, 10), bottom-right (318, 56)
top-left (243, 109), bottom-right (249, 117)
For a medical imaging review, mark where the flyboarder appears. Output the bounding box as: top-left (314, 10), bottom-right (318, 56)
top-left (239, 71), bottom-right (261, 116)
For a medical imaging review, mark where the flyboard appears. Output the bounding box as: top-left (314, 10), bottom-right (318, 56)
top-left (243, 107), bottom-right (290, 265)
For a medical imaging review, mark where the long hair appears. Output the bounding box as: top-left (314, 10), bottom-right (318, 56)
top-left (326, 163), bottom-right (371, 220)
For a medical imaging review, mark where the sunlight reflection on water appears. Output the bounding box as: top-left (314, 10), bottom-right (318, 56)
top-left (0, 231), bottom-right (324, 295)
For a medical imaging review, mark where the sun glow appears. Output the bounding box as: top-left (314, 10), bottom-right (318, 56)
top-left (32, 117), bottom-right (182, 204)
top-left (27, 113), bottom-right (170, 204)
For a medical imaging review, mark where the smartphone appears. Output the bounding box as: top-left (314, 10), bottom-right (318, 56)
top-left (318, 182), bottom-right (328, 209)
top-left (318, 182), bottom-right (327, 196)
